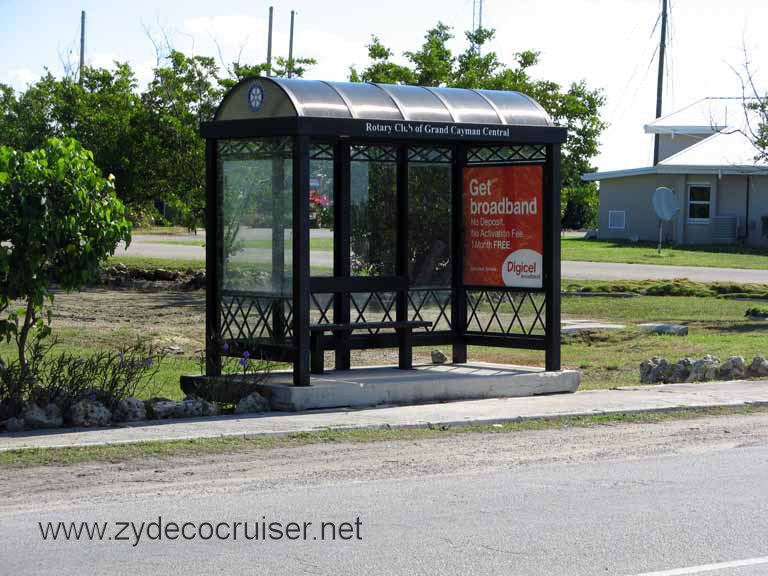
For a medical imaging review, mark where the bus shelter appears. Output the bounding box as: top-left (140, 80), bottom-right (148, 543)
top-left (200, 77), bottom-right (567, 387)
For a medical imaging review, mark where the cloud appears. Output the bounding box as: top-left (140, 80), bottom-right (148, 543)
top-left (5, 68), bottom-right (36, 90)
top-left (88, 51), bottom-right (121, 69)
top-left (179, 12), bottom-right (366, 81)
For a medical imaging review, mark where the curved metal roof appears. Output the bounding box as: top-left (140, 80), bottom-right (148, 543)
top-left (215, 77), bottom-right (553, 127)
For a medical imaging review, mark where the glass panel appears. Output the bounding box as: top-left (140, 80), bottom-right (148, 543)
top-left (310, 144), bottom-right (334, 276)
top-left (689, 203), bottom-right (710, 219)
top-left (689, 185), bottom-right (710, 202)
top-left (408, 155), bottom-right (451, 287)
top-left (350, 146), bottom-right (397, 275)
top-left (219, 139), bottom-right (292, 295)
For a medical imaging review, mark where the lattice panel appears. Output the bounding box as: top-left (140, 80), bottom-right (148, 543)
top-left (310, 292), bottom-right (334, 325)
top-left (466, 145), bottom-right (546, 165)
top-left (350, 145), bottom-right (397, 162)
top-left (220, 293), bottom-right (293, 344)
top-left (408, 288), bottom-right (452, 332)
top-left (310, 143), bottom-right (334, 160)
top-left (218, 138), bottom-right (293, 159)
top-left (350, 291), bottom-right (397, 334)
top-left (408, 146), bottom-right (452, 164)
top-left (465, 290), bottom-right (546, 336)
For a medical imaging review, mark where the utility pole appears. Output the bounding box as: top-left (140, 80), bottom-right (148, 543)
top-left (266, 6), bottom-right (274, 77)
top-left (79, 10), bottom-right (86, 84)
top-left (653, 0), bottom-right (668, 165)
top-left (287, 10), bottom-right (295, 78)
top-left (473, 0), bottom-right (483, 55)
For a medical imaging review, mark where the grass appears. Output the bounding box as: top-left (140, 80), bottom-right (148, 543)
top-left (562, 238), bottom-right (768, 270)
top-left (0, 327), bottom-right (199, 401)
top-left (107, 256), bottom-right (205, 272)
top-left (151, 239), bottom-right (206, 247)
top-left (467, 291), bottom-right (768, 390)
top-left (5, 288), bottom-right (766, 400)
top-left (2, 405), bottom-right (765, 468)
top-left (132, 226), bottom-right (195, 236)
top-left (107, 256), bottom-right (331, 276)
top-left (148, 238), bottom-right (335, 252)
top-left (4, 279), bottom-right (768, 426)
top-left (563, 278), bottom-right (768, 299)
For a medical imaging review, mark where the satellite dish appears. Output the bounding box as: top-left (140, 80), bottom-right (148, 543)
top-left (652, 187), bottom-right (679, 221)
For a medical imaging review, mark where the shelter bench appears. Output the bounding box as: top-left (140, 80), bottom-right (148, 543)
top-left (309, 320), bottom-right (432, 374)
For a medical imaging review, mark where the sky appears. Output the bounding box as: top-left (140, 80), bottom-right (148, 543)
top-left (1, 0), bottom-right (767, 171)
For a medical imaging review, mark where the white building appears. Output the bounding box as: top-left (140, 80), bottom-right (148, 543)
top-left (583, 98), bottom-right (768, 246)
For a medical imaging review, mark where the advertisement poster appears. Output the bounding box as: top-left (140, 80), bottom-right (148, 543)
top-left (463, 165), bottom-right (543, 288)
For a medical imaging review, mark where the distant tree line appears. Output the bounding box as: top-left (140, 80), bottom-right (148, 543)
top-left (0, 23), bottom-right (609, 229)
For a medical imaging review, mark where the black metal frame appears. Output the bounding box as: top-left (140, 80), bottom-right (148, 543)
top-left (203, 115), bottom-right (565, 385)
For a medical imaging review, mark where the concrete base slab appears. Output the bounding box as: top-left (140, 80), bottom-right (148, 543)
top-left (639, 322), bottom-right (689, 336)
top-left (250, 363), bottom-right (580, 411)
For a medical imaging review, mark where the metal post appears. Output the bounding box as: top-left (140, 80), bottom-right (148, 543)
top-left (451, 143), bottom-right (467, 364)
top-left (544, 144), bottom-right (562, 372)
top-left (79, 11), bottom-right (86, 84)
top-left (266, 6), bottom-right (274, 77)
top-left (292, 136), bottom-right (311, 386)
top-left (205, 139), bottom-right (222, 376)
top-left (333, 142), bottom-right (352, 370)
top-left (657, 219), bottom-right (663, 254)
top-left (653, 0), bottom-right (668, 165)
top-left (287, 10), bottom-right (295, 78)
top-left (272, 157), bottom-right (286, 341)
top-left (396, 145), bottom-right (411, 369)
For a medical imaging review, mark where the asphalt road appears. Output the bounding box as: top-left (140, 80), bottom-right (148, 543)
top-left (119, 234), bottom-right (768, 283)
top-left (2, 412), bottom-right (768, 575)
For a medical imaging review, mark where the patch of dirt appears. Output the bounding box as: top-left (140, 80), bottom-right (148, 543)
top-left (50, 288), bottom-right (207, 350)
top-left (47, 289), bottom-right (442, 365)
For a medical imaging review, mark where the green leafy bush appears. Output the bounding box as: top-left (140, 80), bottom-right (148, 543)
top-left (745, 307), bottom-right (768, 318)
top-left (0, 137), bottom-right (131, 403)
top-left (561, 185), bottom-right (599, 230)
top-left (1, 337), bottom-right (164, 420)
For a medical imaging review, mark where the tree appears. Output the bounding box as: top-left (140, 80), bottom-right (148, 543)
top-left (350, 24), bottom-right (606, 229)
top-left (0, 84), bottom-right (22, 147)
top-left (735, 51), bottom-right (768, 163)
top-left (0, 66), bottom-right (144, 212)
top-left (0, 138), bottom-right (131, 401)
top-left (131, 51), bottom-right (221, 229)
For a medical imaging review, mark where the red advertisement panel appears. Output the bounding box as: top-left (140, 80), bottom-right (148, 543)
top-left (463, 165), bottom-right (543, 288)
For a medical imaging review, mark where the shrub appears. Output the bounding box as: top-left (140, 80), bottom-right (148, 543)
top-left (0, 138), bottom-right (131, 402)
top-left (38, 339), bottom-right (166, 412)
top-left (745, 307), bottom-right (768, 319)
top-left (561, 185), bottom-right (599, 230)
top-left (1, 337), bottom-right (165, 419)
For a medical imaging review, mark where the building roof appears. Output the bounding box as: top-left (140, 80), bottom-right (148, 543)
top-left (643, 97), bottom-right (749, 135)
top-left (214, 77), bottom-right (554, 126)
top-left (583, 129), bottom-right (767, 181)
top-left (584, 97), bottom-right (766, 182)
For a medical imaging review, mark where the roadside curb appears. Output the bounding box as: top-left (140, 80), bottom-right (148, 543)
top-left (2, 380), bottom-right (768, 452)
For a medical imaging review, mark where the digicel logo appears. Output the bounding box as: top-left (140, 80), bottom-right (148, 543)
top-left (506, 260), bottom-right (537, 275)
top-left (501, 249), bottom-right (542, 288)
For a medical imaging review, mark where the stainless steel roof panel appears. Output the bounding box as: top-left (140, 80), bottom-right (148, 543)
top-left (272, 77), bottom-right (351, 118)
top-left (216, 77), bottom-right (554, 126)
top-left (328, 81), bottom-right (403, 120)
top-left (375, 84), bottom-right (454, 122)
top-left (476, 89), bottom-right (552, 126)
top-left (427, 86), bottom-right (502, 124)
